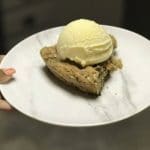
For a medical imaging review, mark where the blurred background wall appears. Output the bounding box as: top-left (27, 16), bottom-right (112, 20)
top-left (0, 1), bottom-right (150, 150)
top-left (0, 0), bottom-right (149, 53)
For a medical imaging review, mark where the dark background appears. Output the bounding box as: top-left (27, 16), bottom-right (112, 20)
top-left (0, 1), bottom-right (150, 150)
top-left (0, 0), bottom-right (150, 54)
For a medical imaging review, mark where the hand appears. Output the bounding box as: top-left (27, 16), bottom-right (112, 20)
top-left (0, 55), bottom-right (16, 111)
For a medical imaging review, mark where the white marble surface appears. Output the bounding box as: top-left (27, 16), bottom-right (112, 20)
top-left (0, 26), bottom-right (150, 127)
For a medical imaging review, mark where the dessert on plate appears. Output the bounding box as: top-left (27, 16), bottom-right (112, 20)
top-left (40, 19), bottom-right (122, 95)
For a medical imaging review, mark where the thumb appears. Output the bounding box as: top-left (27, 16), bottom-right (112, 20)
top-left (0, 99), bottom-right (12, 111)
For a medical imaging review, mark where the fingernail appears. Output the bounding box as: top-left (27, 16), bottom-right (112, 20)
top-left (3, 68), bottom-right (16, 76)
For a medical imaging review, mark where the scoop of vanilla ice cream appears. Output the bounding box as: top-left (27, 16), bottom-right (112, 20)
top-left (56, 19), bottom-right (113, 67)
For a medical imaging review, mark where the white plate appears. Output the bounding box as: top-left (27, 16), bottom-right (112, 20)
top-left (0, 25), bottom-right (150, 127)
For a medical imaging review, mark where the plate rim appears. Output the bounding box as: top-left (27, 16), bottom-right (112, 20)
top-left (0, 25), bottom-right (150, 127)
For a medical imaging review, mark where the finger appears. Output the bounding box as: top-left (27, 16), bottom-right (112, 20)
top-left (0, 99), bottom-right (13, 111)
top-left (0, 68), bottom-right (16, 83)
top-left (3, 68), bottom-right (16, 76)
